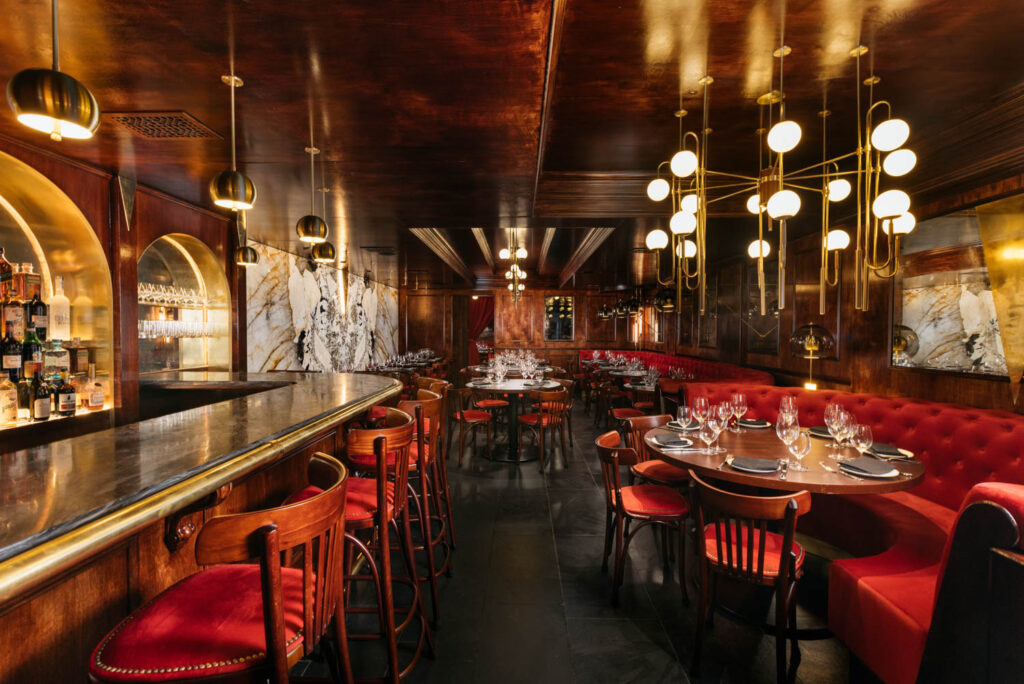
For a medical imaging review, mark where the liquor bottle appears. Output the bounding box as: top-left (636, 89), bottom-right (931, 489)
top-left (21, 319), bottom-right (42, 368)
top-left (1, 326), bottom-right (21, 383)
top-left (17, 362), bottom-right (32, 421)
top-left (2, 267), bottom-right (24, 342)
top-left (25, 290), bottom-right (47, 341)
top-left (42, 339), bottom-right (69, 379)
top-left (49, 276), bottom-right (71, 341)
top-left (0, 373), bottom-right (16, 426)
top-left (0, 247), bottom-right (12, 299)
top-left (85, 363), bottom-right (105, 411)
top-left (30, 363), bottom-right (51, 421)
top-left (20, 263), bottom-right (41, 301)
top-left (71, 291), bottom-right (94, 341)
top-left (55, 371), bottom-right (77, 417)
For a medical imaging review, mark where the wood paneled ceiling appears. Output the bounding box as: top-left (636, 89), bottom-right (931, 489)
top-left (1, 0), bottom-right (1023, 288)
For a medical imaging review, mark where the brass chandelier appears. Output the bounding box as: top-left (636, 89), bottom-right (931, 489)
top-left (645, 18), bottom-right (917, 316)
top-left (500, 228), bottom-right (527, 301)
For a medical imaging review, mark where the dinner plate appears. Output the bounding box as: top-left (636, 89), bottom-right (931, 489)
top-left (738, 418), bottom-right (771, 429)
top-left (839, 456), bottom-right (900, 478)
top-left (808, 426), bottom-right (832, 439)
top-left (667, 420), bottom-right (700, 432)
top-left (839, 464), bottom-right (900, 479)
top-left (729, 456), bottom-right (780, 473)
top-left (653, 434), bottom-right (693, 448)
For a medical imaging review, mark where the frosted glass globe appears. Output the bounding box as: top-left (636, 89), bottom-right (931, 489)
top-left (747, 239), bottom-right (771, 259)
top-left (827, 179), bottom-right (851, 202)
top-left (871, 118), bottom-right (910, 152)
top-left (647, 178), bottom-right (670, 201)
top-left (670, 150), bottom-right (698, 177)
top-left (745, 194), bottom-right (762, 214)
top-left (680, 193), bottom-right (700, 214)
top-left (508, 283), bottom-right (514, 290)
top-left (883, 149), bottom-right (917, 176)
top-left (883, 212), bottom-right (916, 235)
top-left (518, 283), bottom-right (525, 291)
top-left (645, 229), bottom-right (669, 250)
top-left (766, 189), bottom-right (801, 219)
top-left (505, 270), bottom-right (512, 279)
top-left (767, 120), bottom-right (802, 153)
top-left (499, 248), bottom-right (510, 260)
top-left (826, 229), bottom-right (851, 250)
top-left (676, 239), bottom-right (697, 258)
top-left (669, 211), bottom-right (697, 235)
top-left (872, 189), bottom-right (911, 219)
top-left (516, 247), bottom-right (527, 259)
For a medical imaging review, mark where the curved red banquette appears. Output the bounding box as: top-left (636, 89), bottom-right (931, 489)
top-left (577, 350), bottom-right (774, 386)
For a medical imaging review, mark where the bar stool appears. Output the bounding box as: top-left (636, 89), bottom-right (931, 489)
top-left (518, 389), bottom-right (570, 472)
top-left (447, 387), bottom-right (493, 465)
top-left (396, 391), bottom-right (452, 625)
top-left (89, 454), bottom-right (352, 684)
top-left (594, 431), bottom-right (690, 607)
top-left (340, 410), bottom-right (432, 682)
top-left (623, 414), bottom-right (691, 486)
top-left (689, 470), bottom-right (811, 683)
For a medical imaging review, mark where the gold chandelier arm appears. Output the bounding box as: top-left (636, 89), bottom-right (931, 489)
top-left (654, 248), bottom-right (674, 286)
top-left (705, 186), bottom-right (759, 204)
top-left (784, 149), bottom-right (860, 177)
top-left (704, 170), bottom-right (759, 181)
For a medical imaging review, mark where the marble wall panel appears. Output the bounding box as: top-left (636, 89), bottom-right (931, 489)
top-left (246, 242), bottom-right (398, 372)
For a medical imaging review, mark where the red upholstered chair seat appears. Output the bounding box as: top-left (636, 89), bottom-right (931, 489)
top-left (631, 459), bottom-right (689, 485)
top-left (475, 399), bottom-right (509, 409)
top-left (633, 401), bottom-right (655, 410)
top-left (286, 480), bottom-right (394, 522)
top-left (611, 408), bottom-right (645, 420)
top-left (613, 484), bottom-right (690, 517)
top-left (89, 565), bottom-right (304, 682)
top-left (518, 413), bottom-right (561, 426)
top-left (456, 409), bottom-right (492, 422)
top-left (702, 524), bottom-right (805, 578)
top-left (368, 405), bottom-right (388, 421)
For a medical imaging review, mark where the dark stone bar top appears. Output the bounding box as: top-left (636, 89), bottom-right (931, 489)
top-left (0, 371), bottom-right (400, 604)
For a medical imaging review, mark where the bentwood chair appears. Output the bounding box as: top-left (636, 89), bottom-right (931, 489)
top-left (518, 389), bottom-right (569, 472)
top-left (594, 431), bottom-right (690, 606)
top-left (447, 387), bottom-right (493, 465)
top-left (89, 453), bottom-right (352, 684)
top-left (623, 414), bottom-right (690, 486)
top-left (689, 470), bottom-right (811, 684)
top-left (551, 378), bottom-right (576, 446)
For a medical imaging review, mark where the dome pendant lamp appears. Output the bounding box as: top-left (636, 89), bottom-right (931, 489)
top-left (7, 0), bottom-right (100, 141)
top-left (209, 72), bottom-right (256, 210)
top-left (295, 124), bottom-right (328, 243)
top-left (234, 210), bottom-right (260, 267)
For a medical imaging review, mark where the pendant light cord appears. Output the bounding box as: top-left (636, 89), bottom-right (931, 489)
top-left (51, 0), bottom-right (60, 72)
top-left (308, 114), bottom-right (316, 214)
top-left (229, 75), bottom-right (237, 171)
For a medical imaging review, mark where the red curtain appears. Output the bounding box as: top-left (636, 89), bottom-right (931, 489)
top-left (468, 297), bottom-right (494, 365)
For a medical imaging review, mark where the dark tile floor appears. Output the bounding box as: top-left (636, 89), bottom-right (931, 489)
top-left (311, 404), bottom-right (877, 683)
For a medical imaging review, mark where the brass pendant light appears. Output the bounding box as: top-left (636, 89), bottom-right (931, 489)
top-left (7, 0), bottom-right (100, 141)
top-left (311, 241), bottom-right (336, 264)
top-left (210, 73), bottom-right (256, 210)
top-left (234, 210), bottom-right (259, 267)
top-left (296, 120), bottom-right (328, 244)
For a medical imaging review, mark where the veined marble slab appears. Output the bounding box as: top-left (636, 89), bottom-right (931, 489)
top-left (246, 243), bottom-right (398, 372)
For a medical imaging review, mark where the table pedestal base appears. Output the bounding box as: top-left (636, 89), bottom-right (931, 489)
top-left (483, 443), bottom-right (539, 464)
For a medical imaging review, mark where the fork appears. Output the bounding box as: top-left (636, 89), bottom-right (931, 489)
top-left (716, 455), bottom-right (734, 470)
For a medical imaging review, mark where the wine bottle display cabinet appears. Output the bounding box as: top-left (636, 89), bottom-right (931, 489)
top-left (137, 234), bottom-right (231, 374)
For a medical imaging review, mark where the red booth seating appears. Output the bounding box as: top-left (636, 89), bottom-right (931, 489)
top-left (682, 382), bottom-right (1024, 684)
top-left (577, 350), bottom-right (774, 386)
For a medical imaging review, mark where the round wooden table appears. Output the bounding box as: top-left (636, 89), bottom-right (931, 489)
top-left (469, 364), bottom-right (555, 375)
top-left (466, 378), bottom-right (560, 464)
top-left (643, 426), bottom-right (925, 494)
top-left (609, 369), bottom-right (647, 378)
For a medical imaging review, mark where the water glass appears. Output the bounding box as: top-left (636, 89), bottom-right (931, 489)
top-left (692, 396), bottom-right (710, 427)
top-left (852, 424), bottom-right (873, 457)
top-left (676, 405), bottom-right (690, 428)
top-left (708, 412), bottom-right (728, 454)
top-left (730, 392), bottom-right (747, 432)
top-left (779, 395), bottom-right (798, 419)
top-left (698, 422), bottom-right (717, 455)
top-left (788, 432), bottom-right (812, 471)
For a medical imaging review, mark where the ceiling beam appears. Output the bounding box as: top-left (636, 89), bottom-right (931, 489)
top-left (537, 227), bottom-right (557, 274)
top-left (530, 0), bottom-right (569, 215)
top-left (559, 226), bottom-right (616, 287)
top-left (470, 227), bottom-right (495, 272)
top-left (409, 228), bottom-right (475, 284)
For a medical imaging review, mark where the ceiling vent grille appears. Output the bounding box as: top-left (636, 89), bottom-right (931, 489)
top-left (105, 111), bottom-right (221, 140)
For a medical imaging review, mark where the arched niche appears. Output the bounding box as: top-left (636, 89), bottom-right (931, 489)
top-left (137, 234), bottom-right (231, 373)
top-left (0, 149), bottom-right (113, 373)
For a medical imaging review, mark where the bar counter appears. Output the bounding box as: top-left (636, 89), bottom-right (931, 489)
top-left (0, 371), bottom-right (400, 609)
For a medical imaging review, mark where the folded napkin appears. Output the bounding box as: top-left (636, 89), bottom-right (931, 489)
top-left (840, 456), bottom-right (899, 477)
top-left (808, 425), bottom-right (831, 438)
top-left (869, 443), bottom-right (907, 457)
top-left (730, 456), bottom-right (780, 473)
top-left (654, 433), bottom-right (693, 448)
top-left (739, 418), bottom-right (771, 428)
top-left (668, 420), bottom-right (699, 432)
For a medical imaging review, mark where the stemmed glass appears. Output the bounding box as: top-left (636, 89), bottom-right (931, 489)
top-left (776, 411), bottom-right (800, 463)
top-left (716, 402), bottom-right (733, 434)
top-left (730, 392), bottom-right (747, 432)
top-left (698, 421), bottom-right (717, 455)
top-left (788, 432), bottom-right (811, 471)
top-left (676, 405), bottom-right (691, 429)
top-left (852, 424), bottom-right (874, 459)
top-left (708, 408), bottom-right (728, 454)
top-left (779, 396), bottom-right (798, 420)
top-left (692, 396), bottom-right (710, 427)
top-left (824, 403), bottom-right (844, 448)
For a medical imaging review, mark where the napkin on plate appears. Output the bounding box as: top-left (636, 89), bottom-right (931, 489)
top-left (739, 418), bottom-right (771, 428)
top-left (808, 426), bottom-right (832, 438)
top-left (869, 443), bottom-right (912, 459)
top-left (729, 456), bottom-right (780, 473)
top-left (653, 433), bottom-right (693, 448)
top-left (840, 456), bottom-right (899, 477)
top-left (667, 420), bottom-right (699, 431)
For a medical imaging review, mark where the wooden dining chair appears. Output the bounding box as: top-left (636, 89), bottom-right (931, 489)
top-left (447, 386), bottom-right (493, 465)
top-left (623, 414), bottom-right (690, 486)
top-left (89, 454), bottom-right (352, 684)
top-left (689, 470), bottom-right (812, 684)
top-left (518, 389), bottom-right (570, 472)
top-left (594, 431), bottom-right (690, 606)
top-left (550, 378), bottom-right (576, 445)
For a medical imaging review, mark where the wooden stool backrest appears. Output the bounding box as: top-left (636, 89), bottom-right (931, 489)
top-left (594, 430), bottom-right (637, 514)
top-left (398, 389), bottom-right (443, 459)
top-left (346, 407), bottom-right (415, 516)
top-left (689, 470), bottom-right (812, 584)
top-left (195, 453), bottom-right (348, 674)
top-left (624, 414), bottom-right (672, 462)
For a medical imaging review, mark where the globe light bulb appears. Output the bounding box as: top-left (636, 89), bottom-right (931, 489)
top-left (519, 270), bottom-right (527, 280)
top-left (516, 247), bottom-right (527, 259)
top-left (505, 270), bottom-right (512, 279)
top-left (870, 118), bottom-right (910, 152)
top-left (767, 120), bottom-right (802, 153)
top-left (747, 239), bottom-right (771, 259)
top-left (669, 211), bottom-right (697, 235)
top-left (508, 283), bottom-right (514, 291)
top-left (680, 193), bottom-right (700, 214)
top-left (827, 179), bottom-right (852, 202)
top-left (676, 239), bottom-right (698, 259)
top-left (647, 178), bottom-right (670, 201)
top-left (518, 283), bottom-right (525, 291)
top-left (645, 229), bottom-right (669, 250)
top-left (872, 189), bottom-right (911, 219)
top-left (826, 229), bottom-right (851, 250)
top-left (766, 189), bottom-right (801, 219)
top-left (883, 149), bottom-right (917, 177)
top-left (670, 150), bottom-right (699, 177)
top-left (499, 248), bottom-right (510, 260)
top-left (882, 212), bottom-right (917, 235)
top-left (745, 194), bottom-right (762, 214)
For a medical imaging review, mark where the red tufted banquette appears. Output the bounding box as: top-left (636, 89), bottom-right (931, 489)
top-left (682, 382), bottom-right (1024, 684)
top-left (578, 350), bottom-right (774, 386)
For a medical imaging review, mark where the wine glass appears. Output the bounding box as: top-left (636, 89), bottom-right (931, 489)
top-left (852, 424), bottom-right (873, 458)
top-left (698, 422), bottom-right (717, 455)
top-left (716, 402), bottom-right (734, 433)
top-left (824, 403), bottom-right (843, 448)
top-left (708, 410), bottom-right (728, 454)
top-left (779, 395), bottom-right (798, 420)
top-left (692, 396), bottom-right (710, 427)
top-left (776, 415), bottom-right (800, 464)
top-left (788, 432), bottom-right (811, 471)
top-left (731, 392), bottom-right (747, 432)
top-left (676, 405), bottom-right (691, 428)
